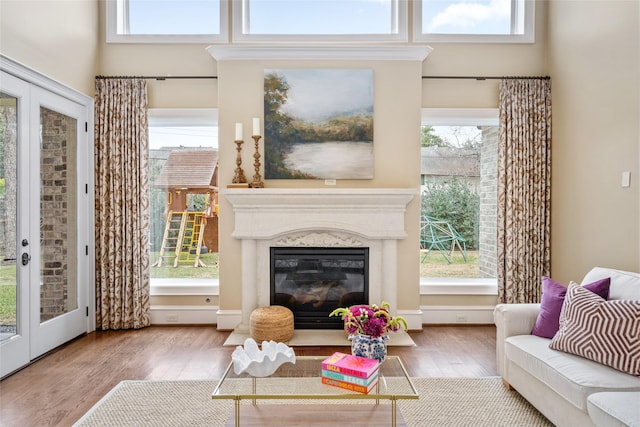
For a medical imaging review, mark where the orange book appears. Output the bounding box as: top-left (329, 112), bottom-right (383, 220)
top-left (321, 376), bottom-right (379, 394)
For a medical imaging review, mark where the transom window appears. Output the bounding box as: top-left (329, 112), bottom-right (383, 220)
top-left (414, 0), bottom-right (535, 43)
top-left (107, 0), bottom-right (532, 44)
top-left (106, 0), bottom-right (228, 43)
top-left (233, 0), bottom-right (407, 43)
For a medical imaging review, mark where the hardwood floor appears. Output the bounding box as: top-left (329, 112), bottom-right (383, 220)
top-left (0, 325), bottom-right (496, 427)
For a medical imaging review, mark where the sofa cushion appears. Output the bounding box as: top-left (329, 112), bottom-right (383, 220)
top-left (581, 267), bottom-right (640, 301)
top-left (587, 392), bottom-right (640, 427)
top-left (505, 335), bottom-right (640, 411)
top-left (531, 276), bottom-right (610, 339)
top-left (549, 283), bottom-right (640, 376)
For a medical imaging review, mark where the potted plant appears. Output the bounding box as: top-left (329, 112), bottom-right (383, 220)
top-left (329, 302), bottom-right (408, 362)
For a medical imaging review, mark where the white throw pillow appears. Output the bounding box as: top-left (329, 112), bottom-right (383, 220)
top-left (581, 267), bottom-right (640, 301)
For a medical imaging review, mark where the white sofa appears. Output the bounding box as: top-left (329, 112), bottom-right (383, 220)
top-left (494, 267), bottom-right (640, 427)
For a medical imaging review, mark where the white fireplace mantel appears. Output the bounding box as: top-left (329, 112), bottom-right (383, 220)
top-left (225, 188), bottom-right (415, 239)
top-left (222, 188), bottom-right (416, 331)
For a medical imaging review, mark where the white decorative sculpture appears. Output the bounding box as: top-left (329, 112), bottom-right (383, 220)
top-left (231, 338), bottom-right (296, 377)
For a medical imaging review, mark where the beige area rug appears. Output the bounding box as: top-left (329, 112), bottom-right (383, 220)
top-left (74, 377), bottom-right (552, 427)
top-left (223, 329), bottom-right (416, 347)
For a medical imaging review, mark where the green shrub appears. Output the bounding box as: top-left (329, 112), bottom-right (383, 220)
top-left (421, 179), bottom-right (479, 249)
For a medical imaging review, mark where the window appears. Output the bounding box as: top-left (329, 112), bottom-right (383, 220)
top-left (420, 109), bottom-right (497, 291)
top-left (148, 109), bottom-right (219, 293)
top-left (106, 0), bottom-right (228, 43)
top-left (107, 0), bottom-right (531, 45)
top-left (414, 0), bottom-right (534, 43)
top-left (233, 0), bottom-right (408, 43)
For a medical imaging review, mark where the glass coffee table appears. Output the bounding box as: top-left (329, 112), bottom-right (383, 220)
top-left (212, 355), bottom-right (418, 427)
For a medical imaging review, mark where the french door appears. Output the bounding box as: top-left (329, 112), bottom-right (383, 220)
top-left (0, 62), bottom-right (93, 378)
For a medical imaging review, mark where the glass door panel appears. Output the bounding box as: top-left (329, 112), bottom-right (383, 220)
top-left (39, 106), bottom-right (78, 323)
top-left (0, 70), bottom-right (31, 378)
top-left (29, 86), bottom-right (86, 358)
top-left (0, 92), bottom-right (18, 341)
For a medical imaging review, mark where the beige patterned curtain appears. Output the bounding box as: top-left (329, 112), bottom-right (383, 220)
top-left (94, 78), bottom-right (151, 329)
top-left (497, 78), bottom-right (552, 304)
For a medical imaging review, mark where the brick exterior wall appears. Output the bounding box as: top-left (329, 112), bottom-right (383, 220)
top-left (39, 108), bottom-right (77, 322)
top-left (479, 126), bottom-right (498, 278)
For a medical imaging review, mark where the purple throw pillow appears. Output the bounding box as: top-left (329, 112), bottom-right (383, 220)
top-left (530, 276), bottom-right (610, 339)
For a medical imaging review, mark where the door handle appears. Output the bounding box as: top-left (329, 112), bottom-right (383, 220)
top-left (21, 252), bottom-right (30, 266)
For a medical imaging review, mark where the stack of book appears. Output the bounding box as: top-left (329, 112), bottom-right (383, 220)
top-left (320, 352), bottom-right (380, 394)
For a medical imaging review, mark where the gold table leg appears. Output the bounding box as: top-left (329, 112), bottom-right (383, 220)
top-left (391, 398), bottom-right (397, 427)
top-left (252, 377), bottom-right (257, 405)
top-left (234, 397), bottom-right (240, 427)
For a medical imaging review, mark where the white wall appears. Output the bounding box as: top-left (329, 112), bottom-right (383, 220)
top-left (0, 0), bottom-right (99, 95)
top-left (547, 0), bottom-right (639, 283)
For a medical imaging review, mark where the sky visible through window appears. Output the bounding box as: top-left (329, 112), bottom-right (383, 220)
top-left (149, 127), bottom-right (218, 150)
top-left (125, 0), bottom-right (510, 37)
top-left (128, 0), bottom-right (220, 34)
top-left (430, 126), bottom-right (482, 147)
top-left (246, 0), bottom-right (395, 35)
top-left (423, 0), bottom-right (511, 34)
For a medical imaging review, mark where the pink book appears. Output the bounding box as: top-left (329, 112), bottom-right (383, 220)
top-left (321, 352), bottom-right (379, 379)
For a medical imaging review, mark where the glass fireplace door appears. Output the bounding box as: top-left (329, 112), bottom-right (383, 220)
top-left (271, 247), bottom-right (369, 329)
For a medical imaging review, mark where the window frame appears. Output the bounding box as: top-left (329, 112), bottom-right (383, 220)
top-left (422, 108), bottom-right (498, 127)
top-left (420, 108), bottom-right (498, 295)
top-left (106, 0), bottom-right (229, 44)
top-left (106, 0), bottom-right (533, 45)
top-left (147, 108), bottom-right (220, 296)
top-left (413, 0), bottom-right (535, 44)
top-left (231, 0), bottom-right (408, 44)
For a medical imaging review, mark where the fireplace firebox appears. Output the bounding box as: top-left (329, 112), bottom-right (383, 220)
top-left (270, 247), bottom-right (369, 329)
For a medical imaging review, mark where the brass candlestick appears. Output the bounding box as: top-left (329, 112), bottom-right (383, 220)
top-left (232, 140), bottom-right (247, 184)
top-left (250, 135), bottom-right (264, 188)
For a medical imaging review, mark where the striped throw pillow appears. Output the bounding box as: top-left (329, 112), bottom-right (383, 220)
top-left (549, 282), bottom-right (640, 375)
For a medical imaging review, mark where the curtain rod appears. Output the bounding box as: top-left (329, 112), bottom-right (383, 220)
top-left (422, 76), bottom-right (550, 81)
top-left (95, 75), bottom-right (217, 81)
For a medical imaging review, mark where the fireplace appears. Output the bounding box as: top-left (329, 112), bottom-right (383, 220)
top-left (270, 247), bottom-right (369, 329)
top-left (221, 188), bottom-right (415, 332)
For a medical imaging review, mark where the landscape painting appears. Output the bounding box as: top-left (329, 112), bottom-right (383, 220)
top-left (264, 69), bottom-right (374, 180)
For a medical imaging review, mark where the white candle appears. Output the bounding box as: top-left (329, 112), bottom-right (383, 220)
top-left (235, 123), bottom-right (243, 141)
top-left (253, 117), bottom-right (260, 136)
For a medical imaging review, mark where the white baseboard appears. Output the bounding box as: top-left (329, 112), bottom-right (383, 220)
top-left (396, 309), bottom-right (424, 331)
top-left (214, 309), bottom-right (243, 331)
top-left (421, 305), bottom-right (495, 324)
top-left (150, 305), bottom-right (218, 325)
top-left (150, 305), bottom-right (495, 327)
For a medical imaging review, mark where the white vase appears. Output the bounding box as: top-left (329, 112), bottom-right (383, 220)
top-left (349, 333), bottom-right (388, 363)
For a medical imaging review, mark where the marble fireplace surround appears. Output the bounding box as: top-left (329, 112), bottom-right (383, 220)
top-left (223, 188), bottom-right (416, 332)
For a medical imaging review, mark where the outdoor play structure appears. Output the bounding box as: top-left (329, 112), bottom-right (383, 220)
top-left (151, 149), bottom-right (219, 268)
top-left (420, 214), bottom-right (467, 264)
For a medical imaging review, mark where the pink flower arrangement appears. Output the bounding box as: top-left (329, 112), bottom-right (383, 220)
top-left (329, 302), bottom-right (408, 339)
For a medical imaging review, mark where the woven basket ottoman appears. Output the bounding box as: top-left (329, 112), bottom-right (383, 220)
top-left (249, 305), bottom-right (294, 343)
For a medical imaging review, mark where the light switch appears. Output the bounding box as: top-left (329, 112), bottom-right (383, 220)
top-left (622, 171), bottom-right (631, 187)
